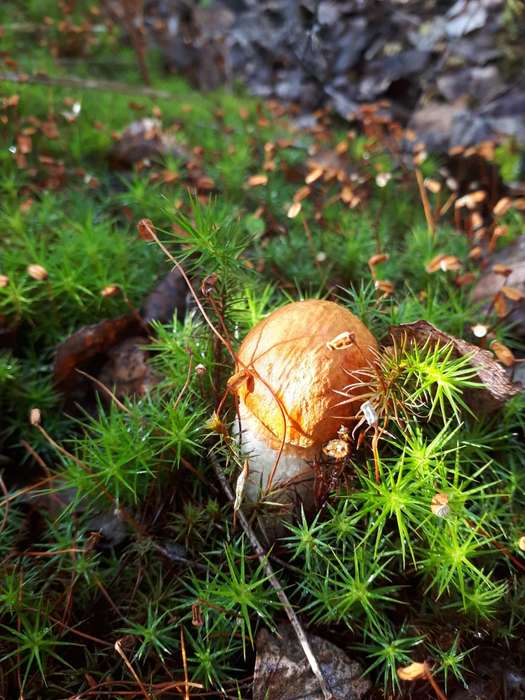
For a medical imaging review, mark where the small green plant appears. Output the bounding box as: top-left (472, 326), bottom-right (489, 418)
top-left (353, 623), bottom-right (424, 692)
top-left (427, 634), bottom-right (475, 691)
top-left (0, 607), bottom-right (71, 689)
top-left (119, 603), bottom-right (179, 663)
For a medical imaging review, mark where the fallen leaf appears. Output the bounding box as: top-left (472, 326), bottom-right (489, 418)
top-left (17, 133), bottom-right (32, 155)
top-left (305, 167), bottom-right (323, 184)
top-left (54, 314), bottom-right (145, 394)
top-left (492, 264), bottom-right (513, 276)
top-left (375, 280), bottom-right (394, 295)
top-left (293, 186), bottom-right (311, 203)
top-left (431, 492), bottom-right (450, 517)
top-left (424, 177), bottom-right (441, 193)
top-left (246, 174), bottom-right (268, 187)
top-left (397, 661), bottom-right (428, 682)
top-left (287, 201), bottom-right (302, 218)
top-left (368, 253), bottom-right (389, 267)
top-left (195, 176), bottom-right (215, 191)
top-left (137, 218), bottom-right (155, 241)
top-left (493, 197), bottom-right (512, 216)
top-left (98, 285), bottom-right (119, 299)
top-left (494, 293), bottom-right (508, 318)
top-left (98, 336), bottom-right (159, 400)
top-left (140, 269), bottom-right (188, 325)
top-left (27, 264), bottom-right (48, 281)
top-left (425, 254), bottom-right (461, 273)
top-left (491, 340), bottom-right (515, 367)
top-left (501, 286), bottom-right (525, 302)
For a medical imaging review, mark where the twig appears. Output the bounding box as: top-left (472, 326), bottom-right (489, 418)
top-left (0, 71), bottom-right (171, 98)
top-left (415, 168), bottom-right (436, 237)
top-left (180, 627), bottom-right (190, 700)
top-left (76, 368), bottom-right (131, 414)
top-left (426, 667), bottom-right (448, 700)
top-left (115, 637), bottom-right (151, 700)
top-left (209, 451), bottom-right (335, 700)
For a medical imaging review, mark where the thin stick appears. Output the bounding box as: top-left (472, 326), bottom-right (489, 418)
top-left (76, 369), bottom-right (131, 414)
top-left (114, 638), bottom-right (150, 700)
top-left (426, 668), bottom-right (448, 700)
top-left (180, 627), bottom-right (190, 700)
top-left (209, 452), bottom-right (334, 700)
top-left (0, 71), bottom-right (171, 98)
top-left (415, 168), bottom-right (436, 237)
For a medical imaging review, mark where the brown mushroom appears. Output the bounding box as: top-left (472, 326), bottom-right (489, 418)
top-left (231, 299), bottom-right (378, 505)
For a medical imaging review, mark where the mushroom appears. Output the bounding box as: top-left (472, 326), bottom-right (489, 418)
top-left (230, 299), bottom-right (378, 507)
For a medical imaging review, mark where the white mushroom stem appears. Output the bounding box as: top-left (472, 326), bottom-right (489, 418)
top-left (235, 403), bottom-right (317, 501)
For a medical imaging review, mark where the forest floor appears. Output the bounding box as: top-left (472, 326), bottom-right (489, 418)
top-left (1, 2), bottom-right (525, 699)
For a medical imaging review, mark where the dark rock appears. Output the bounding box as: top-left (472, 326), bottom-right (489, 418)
top-left (253, 624), bottom-right (370, 700)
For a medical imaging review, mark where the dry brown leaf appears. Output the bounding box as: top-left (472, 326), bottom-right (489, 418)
top-left (340, 186), bottom-right (354, 204)
top-left (494, 293), bottom-right (509, 318)
top-left (196, 176), bottom-right (215, 191)
top-left (137, 218), bottom-right (155, 241)
top-left (375, 280), bottom-right (394, 295)
top-left (397, 661), bottom-right (428, 682)
top-left (493, 197), bottom-right (512, 216)
top-left (491, 340), bottom-right (515, 367)
top-left (501, 286), bottom-right (525, 302)
top-left (3, 94), bottom-right (19, 108)
top-left (293, 186), bottom-right (311, 203)
top-left (423, 177), bottom-right (441, 193)
top-left (54, 314), bottom-right (145, 394)
top-left (305, 167), bottom-right (323, 184)
top-left (368, 253), bottom-right (389, 267)
top-left (287, 201), bottom-right (302, 218)
top-left (101, 285), bottom-right (120, 298)
top-left (431, 492), bottom-right (450, 518)
top-left (246, 174), bottom-right (268, 187)
top-left (425, 254), bottom-right (461, 273)
top-left (27, 264), bottom-right (48, 281)
top-left (492, 263), bottom-right (513, 276)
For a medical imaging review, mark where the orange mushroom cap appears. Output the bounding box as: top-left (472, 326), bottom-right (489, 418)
top-left (234, 299), bottom-right (378, 450)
